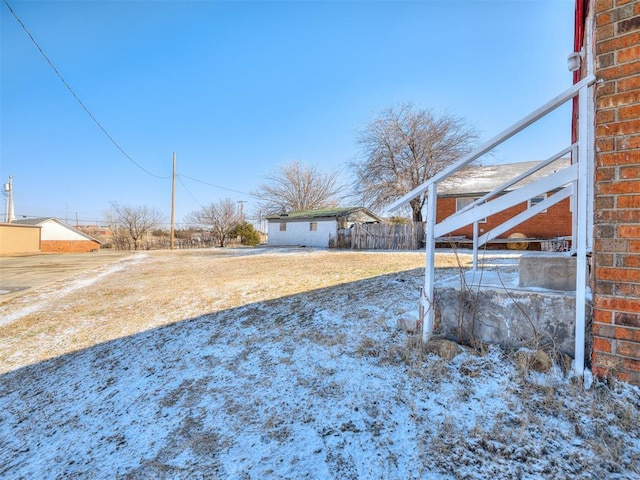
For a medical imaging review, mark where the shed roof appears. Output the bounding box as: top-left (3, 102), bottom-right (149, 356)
top-left (12, 217), bottom-right (102, 243)
top-left (437, 159), bottom-right (571, 197)
top-left (267, 207), bottom-right (381, 222)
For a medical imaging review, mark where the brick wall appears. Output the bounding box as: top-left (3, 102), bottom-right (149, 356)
top-left (592, 0), bottom-right (640, 384)
top-left (436, 197), bottom-right (573, 240)
top-left (41, 240), bottom-right (100, 253)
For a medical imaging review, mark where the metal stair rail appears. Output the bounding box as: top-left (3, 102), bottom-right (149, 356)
top-left (387, 73), bottom-right (596, 376)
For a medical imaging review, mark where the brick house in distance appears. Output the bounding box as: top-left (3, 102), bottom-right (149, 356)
top-left (436, 159), bottom-right (573, 245)
top-left (12, 217), bottom-right (101, 253)
top-left (583, 0), bottom-right (640, 384)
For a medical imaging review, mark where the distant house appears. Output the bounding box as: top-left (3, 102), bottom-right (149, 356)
top-left (267, 207), bottom-right (382, 248)
top-left (12, 218), bottom-right (101, 253)
top-left (436, 159), bottom-right (573, 244)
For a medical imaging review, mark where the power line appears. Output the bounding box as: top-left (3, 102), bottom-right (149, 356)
top-left (177, 173), bottom-right (259, 198)
top-left (2, 0), bottom-right (170, 180)
top-left (176, 175), bottom-right (205, 208)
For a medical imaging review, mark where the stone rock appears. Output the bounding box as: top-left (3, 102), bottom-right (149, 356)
top-left (397, 314), bottom-right (419, 333)
top-left (515, 349), bottom-right (553, 373)
top-left (425, 338), bottom-right (462, 360)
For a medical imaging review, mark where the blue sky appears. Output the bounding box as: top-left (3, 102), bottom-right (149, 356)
top-left (1, 0), bottom-right (575, 227)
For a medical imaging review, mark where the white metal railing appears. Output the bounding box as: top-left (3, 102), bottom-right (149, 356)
top-left (387, 73), bottom-right (596, 376)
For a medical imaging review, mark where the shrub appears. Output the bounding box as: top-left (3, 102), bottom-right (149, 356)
top-left (232, 222), bottom-right (261, 246)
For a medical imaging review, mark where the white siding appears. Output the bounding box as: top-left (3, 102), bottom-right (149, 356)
top-left (40, 220), bottom-right (87, 241)
top-left (267, 219), bottom-right (337, 248)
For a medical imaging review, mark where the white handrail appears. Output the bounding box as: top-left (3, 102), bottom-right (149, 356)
top-left (386, 74), bottom-right (596, 214)
top-left (457, 143), bottom-right (576, 216)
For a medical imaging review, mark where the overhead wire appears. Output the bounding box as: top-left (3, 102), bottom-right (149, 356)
top-left (177, 173), bottom-right (260, 199)
top-left (176, 175), bottom-right (205, 208)
top-left (2, 0), bottom-right (170, 180)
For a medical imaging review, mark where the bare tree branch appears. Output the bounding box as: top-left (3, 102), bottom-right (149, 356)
top-left (105, 203), bottom-right (164, 250)
top-left (351, 104), bottom-right (479, 222)
top-left (254, 160), bottom-right (343, 216)
top-left (185, 198), bottom-right (240, 247)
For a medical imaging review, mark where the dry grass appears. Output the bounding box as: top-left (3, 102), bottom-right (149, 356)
top-left (0, 248), bottom-right (457, 374)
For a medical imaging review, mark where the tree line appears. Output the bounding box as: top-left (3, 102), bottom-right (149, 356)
top-left (105, 103), bottom-right (478, 250)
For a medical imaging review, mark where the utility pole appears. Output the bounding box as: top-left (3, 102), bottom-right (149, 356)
top-left (170, 152), bottom-right (176, 250)
top-left (237, 200), bottom-right (247, 224)
top-left (3, 175), bottom-right (14, 223)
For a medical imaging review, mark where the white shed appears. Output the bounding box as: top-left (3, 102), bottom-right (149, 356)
top-left (267, 207), bottom-right (381, 248)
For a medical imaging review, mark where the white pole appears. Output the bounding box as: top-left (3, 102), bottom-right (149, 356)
top-left (422, 183), bottom-right (437, 343)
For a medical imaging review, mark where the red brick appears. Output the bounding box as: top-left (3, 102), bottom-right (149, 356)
top-left (615, 0), bottom-right (634, 6)
top-left (598, 179), bottom-right (640, 193)
top-left (40, 240), bottom-right (100, 253)
top-left (597, 12), bottom-right (613, 27)
top-left (596, 195), bottom-right (616, 209)
top-left (598, 267), bottom-right (640, 282)
top-left (596, 108), bottom-right (616, 124)
top-left (616, 134), bottom-right (640, 149)
top-left (599, 120), bottom-right (640, 137)
top-left (619, 165), bottom-right (640, 179)
top-left (594, 308), bottom-right (614, 323)
top-left (597, 0), bottom-right (614, 10)
top-left (597, 31), bottom-right (640, 55)
top-left (616, 311), bottom-right (640, 327)
top-left (597, 209), bottom-right (640, 222)
top-left (618, 224), bottom-right (640, 237)
top-left (597, 138), bottom-right (615, 152)
top-left (622, 356), bottom-right (640, 373)
top-left (594, 323), bottom-right (616, 337)
top-left (621, 254), bottom-right (640, 267)
top-left (630, 240), bottom-right (640, 252)
top-left (618, 15), bottom-right (640, 34)
top-left (594, 336), bottom-right (613, 353)
top-left (615, 326), bottom-right (640, 341)
top-left (616, 370), bottom-right (640, 385)
top-left (595, 296), bottom-right (640, 312)
top-left (618, 44), bottom-right (640, 63)
top-left (599, 62), bottom-right (640, 81)
top-left (618, 74), bottom-right (640, 92)
top-left (597, 90), bottom-right (640, 110)
top-left (594, 238), bottom-right (629, 252)
top-left (618, 340), bottom-right (640, 358)
top-left (617, 195), bottom-right (640, 208)
top-left (616, 282), bottom-right (640, 296)
top-left (619, 104), bottom-right (640, 120)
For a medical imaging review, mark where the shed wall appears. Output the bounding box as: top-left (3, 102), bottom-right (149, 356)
top-left (41, 221), bottom-right (89, 241)
top-left (267, 219), bottom-right (336, 248)
top-left (0, 224), bottom-right (40, 255)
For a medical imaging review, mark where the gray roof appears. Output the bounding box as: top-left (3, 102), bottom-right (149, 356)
top-left (437, 159), bottom-right (571, 197)
top-left (11, 217), bottom-right (50, 226)
top-left (267, 207), bottom-right (382, 222)
top-left (12, 217), bottom-right (101, 243)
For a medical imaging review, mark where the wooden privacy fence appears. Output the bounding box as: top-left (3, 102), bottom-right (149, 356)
top-left (337, 223), bottom-right (424, 250)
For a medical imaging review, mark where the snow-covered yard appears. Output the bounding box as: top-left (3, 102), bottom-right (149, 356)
top-left (0, 248), bottom-right (638, 479)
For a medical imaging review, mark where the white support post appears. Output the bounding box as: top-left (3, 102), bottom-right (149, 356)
top-left (574, 82), bottom-right (590, 378)
top-left (472, 221), bottom-right (479, 271)
top-left (422, 183), bottom-right (437, 343)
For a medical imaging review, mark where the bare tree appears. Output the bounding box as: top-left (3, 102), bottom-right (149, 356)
top-left (351, 104), bottom-right (479, 222)
top-left (105, 203), bottom-right (164, 250)
top-left (185, 198), bottom-right (240, 247)
top-left (254, 160), bottom-right (343, 215)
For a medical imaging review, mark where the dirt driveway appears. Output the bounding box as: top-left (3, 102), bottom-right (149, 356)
top-left (0, 250), bottom-right (131, 304)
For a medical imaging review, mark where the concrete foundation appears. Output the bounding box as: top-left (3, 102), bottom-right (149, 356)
top-left (434, 269), bottom-right (592, 358)
top-left (519, 252), bottom-right (577, 291)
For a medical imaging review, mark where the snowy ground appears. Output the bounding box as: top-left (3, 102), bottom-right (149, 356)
top-left (0, 248), bottom-right (638, 479)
